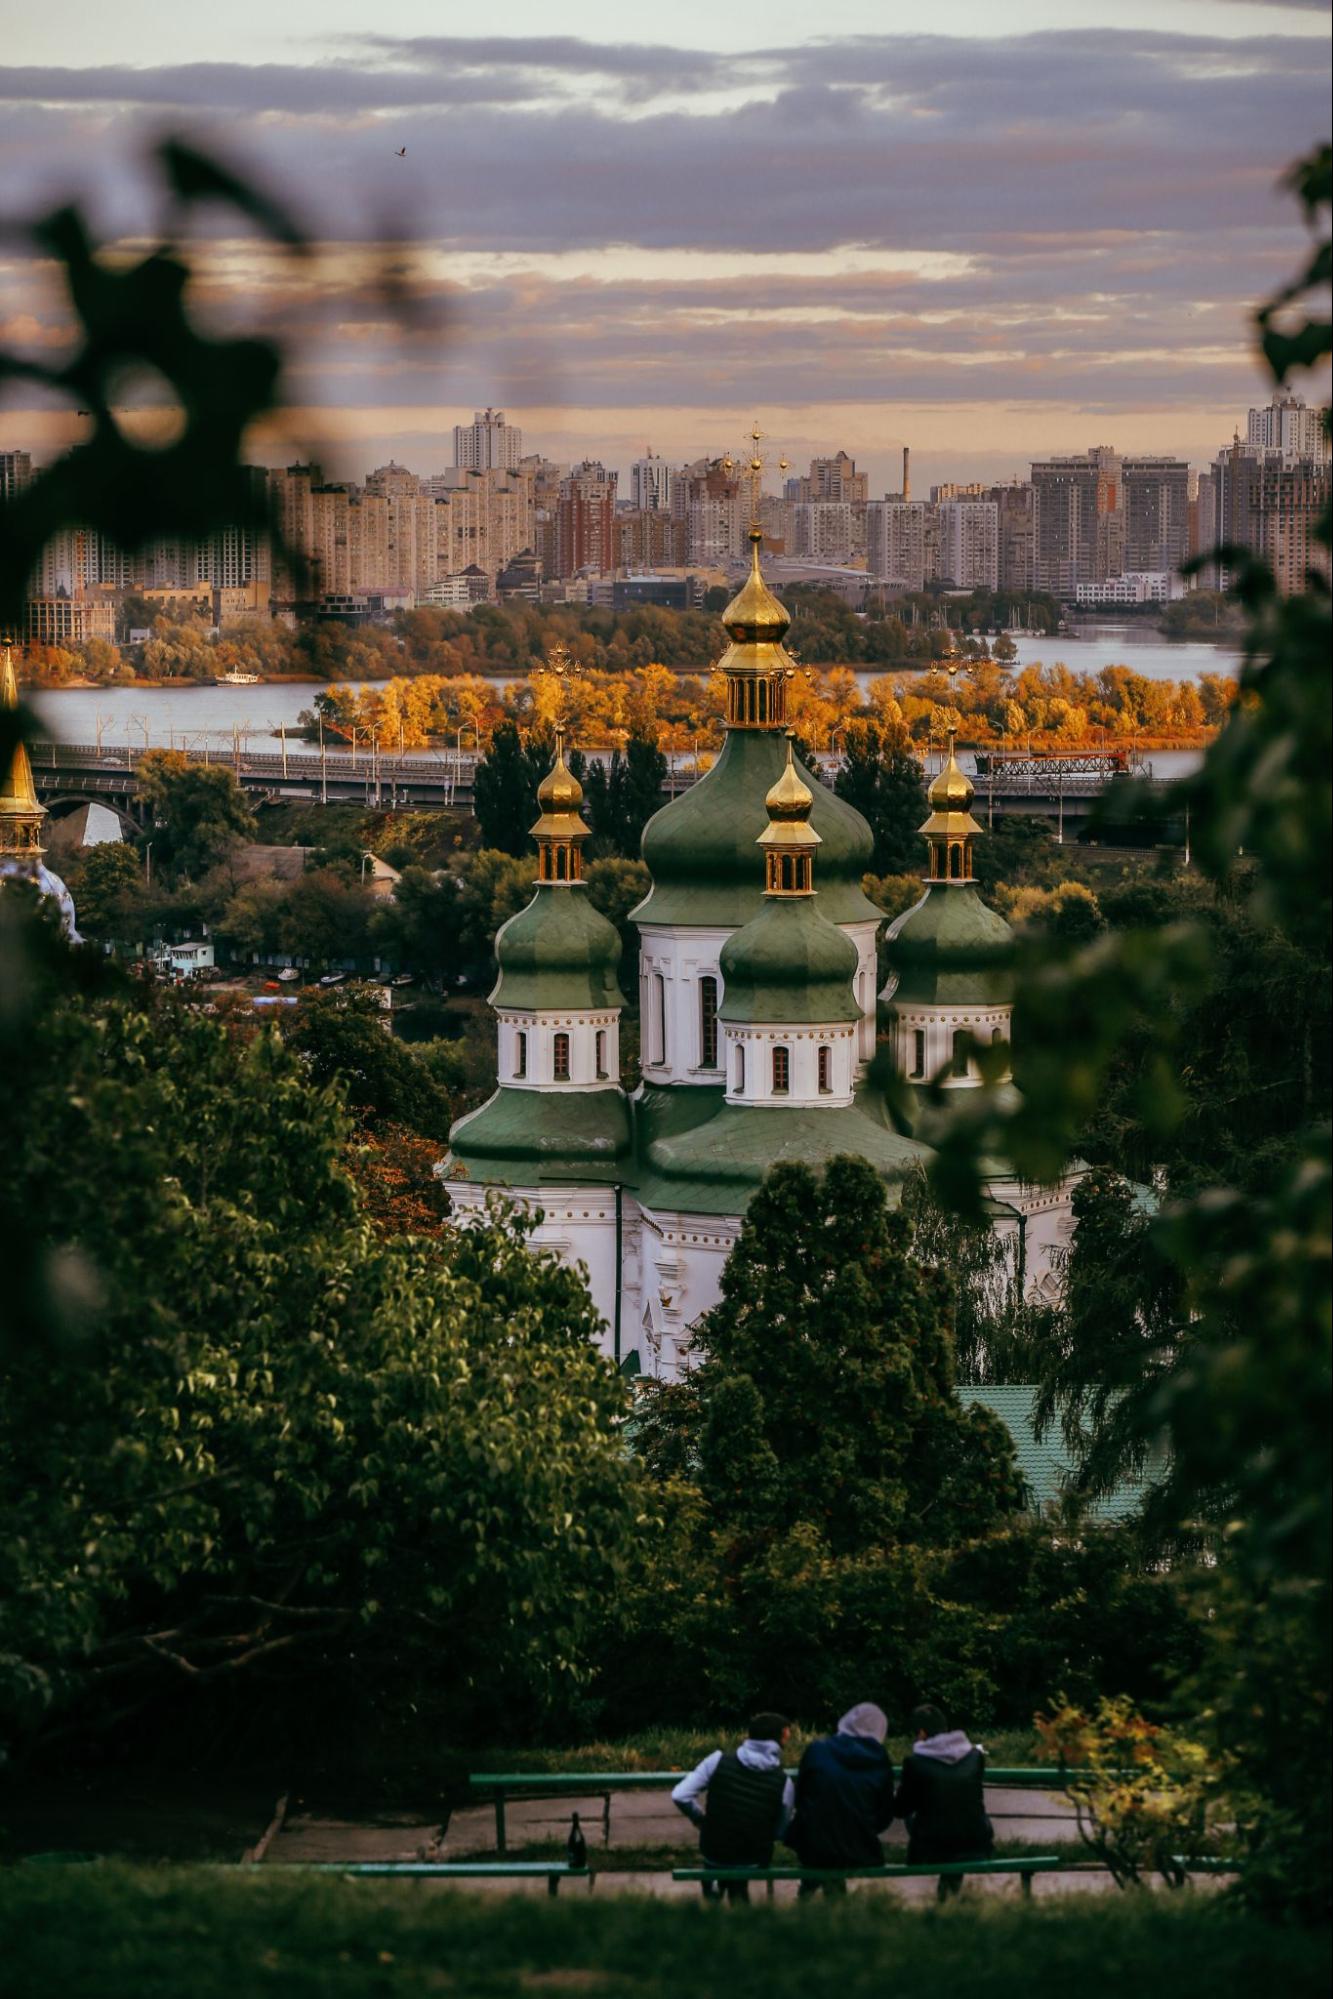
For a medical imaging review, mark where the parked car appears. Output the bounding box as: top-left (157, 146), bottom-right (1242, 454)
top-left (277, 967), bottom-right (301, 983)
top-left (318, 971), bottom-right (346, 988)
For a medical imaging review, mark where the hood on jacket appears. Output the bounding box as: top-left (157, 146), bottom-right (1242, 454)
top-left (913, 1729), bottom-right (978, 1764)
top-left (736, 1738), bottom-right (785, 1771)
top-left (837, 1702), bottom-right (889, 1744)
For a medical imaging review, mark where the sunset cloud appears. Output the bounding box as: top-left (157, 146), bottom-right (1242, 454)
top-left (0, 25), bottom-right (1326, 490)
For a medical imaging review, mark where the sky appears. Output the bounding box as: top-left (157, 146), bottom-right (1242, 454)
top-left (0, 1), bottom-right (1329, 493)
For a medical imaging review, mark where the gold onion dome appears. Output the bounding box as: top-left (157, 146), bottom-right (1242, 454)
top-left (536, 730), bottom-right (583, 817)
top-left (928, 744), bottom-right (975, 814)
top-left (723, 529), bottom-right (791, 645)
top-left (760, 733), bottom-right (819, 844)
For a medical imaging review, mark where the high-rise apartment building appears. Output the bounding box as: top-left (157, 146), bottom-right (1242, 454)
top-left (556, 461), bottom-right (617, 578)
top-left (1122, 457), bottom-right (1190, 576)
top-left (937, 501), bottom-right (999, 590)
top-left (618, 509), bottom-right (676, 570)
top-left (790, 502), bottom-right (866, 565)
top-left (866, 501), bottom-right (940, 592)
top-left (1031, 447), bottom-right (1124, 597)
top-left (631, 450), bottom-right (673, 513)
top-left (1246, 390), bottom-right (1329, 466)
top-left (1206, 438), bottom-right (1331, 594)
top-left (1, 450), bottom-right (33, 503)
top-left (988, 482), bottom-right (1035, 594)
top-left (453, 409), bottom-right (522, 472)
top-left (807, 452), bottom-right (869, 506)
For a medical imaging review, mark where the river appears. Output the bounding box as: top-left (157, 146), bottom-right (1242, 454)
top-left (29, 627), bottom-right (1242, 760)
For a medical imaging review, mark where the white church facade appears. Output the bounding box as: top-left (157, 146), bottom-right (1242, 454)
top-left (444, 534), bottom-right (1078, 1376)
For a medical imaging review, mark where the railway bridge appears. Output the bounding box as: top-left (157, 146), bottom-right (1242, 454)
top-left (30, 741), bottom-right (1154, 839)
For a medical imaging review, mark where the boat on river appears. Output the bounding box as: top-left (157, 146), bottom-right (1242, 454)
top-left (215, 669), bottom-right (260, 686)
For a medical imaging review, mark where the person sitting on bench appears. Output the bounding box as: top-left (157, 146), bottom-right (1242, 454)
top-left (894, 1702), bottom-right (994, 1900)
top-left (788, 1701), bottom-right (896, 1896)
top-left (671, 1712), bottom-right (794, 1901)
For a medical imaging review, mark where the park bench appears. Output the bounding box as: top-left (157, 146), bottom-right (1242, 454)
top-left (466, 1768), bottom-right (1089, 1853)
top-left (673, 1854), bottom-right (1070, 1898)
top-left (277, 1861), bottom-right (589, 1898)
top-left (672, 1853), bottom-right (1233, 1900)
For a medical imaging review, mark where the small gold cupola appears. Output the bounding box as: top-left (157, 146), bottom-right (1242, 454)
top-left (757, 732), bottom-right (820, 895)
top-left (717, 427), bottom-right (796, 731)
top-left (0, 639), bottom-right (47, 866)
top-left (531, 725), bottom-right (588, 884)
top-left (920, 739), bottom-right (982, 883)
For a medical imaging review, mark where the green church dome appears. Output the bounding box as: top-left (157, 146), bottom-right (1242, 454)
top-left (718, 896), bottom-right (861, 1025)
top-left (634, 731), bottom-right (881, 930)
top-left (490, 883), bottom-right (623, 1012)
top-left (884, 883), bottom-right (1014, 1007)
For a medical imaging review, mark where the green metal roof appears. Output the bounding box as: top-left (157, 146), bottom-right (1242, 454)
top-left (491, 883), bottom-right (624, 1012)
top-left (885, 883), bottom-right (1014, 1007)
top-left (637, 1081), bottom-right (934, 1215)
top-left (633, 731), bottom-right (881, 930)
top-left (448, 1084), bottom-right (632, 1184)
top-left (962, 1386), bottom-right (1150, 1522)
top-left (718, 896), bottom-right (861, 1025)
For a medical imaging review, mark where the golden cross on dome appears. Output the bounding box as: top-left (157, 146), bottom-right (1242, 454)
top-left (722, 422), bottom-right (790, 531)
top-left (533, 641), bottom-right (585, 720)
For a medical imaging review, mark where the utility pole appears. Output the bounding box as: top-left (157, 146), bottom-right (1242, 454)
top-left (279, 724), bottom-right (288, 779)
top-left (321, 740), bottom-right (328, 807)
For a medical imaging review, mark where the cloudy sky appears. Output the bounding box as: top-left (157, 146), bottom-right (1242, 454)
top-left (1, 1), bottom-right (1328, 492)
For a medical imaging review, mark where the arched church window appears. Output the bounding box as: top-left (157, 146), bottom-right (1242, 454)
top-left (818, 1045), bottom-right (832, 1094)
top-left (595, 1029), bottom-right (608, 1078)
top-left (772, 1045), bottom-right (790, 1094)
top-left (653, 972), bottom-right (667, 1066)
top-left (952, 1029), bottom-right (969, 1076)
top-left (912, 1029), bottom-right (925, 1079)
top-left (515, 1030), bottom-right (528, 1079)
top-left (555, 845), bottom-right (567, 881)
top-left (553, 1031), bottom-right (571, 1081)
top-left (735, 1044), bottom-right (746, 1093)
top-left (949, 843), bottom-right (963, 880)
top-left (699, 976), bottom-right (719, 1068)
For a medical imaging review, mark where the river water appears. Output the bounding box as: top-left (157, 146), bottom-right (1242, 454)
top-left (29, 627), bottom-right (1241, 761)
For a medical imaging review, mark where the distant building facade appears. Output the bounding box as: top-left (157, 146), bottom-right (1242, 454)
top-left (453, 408), bottom-right (523, 472)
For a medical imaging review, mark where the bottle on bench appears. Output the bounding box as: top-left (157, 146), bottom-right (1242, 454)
top-left (567, 1812), bottom-right (588, 1870)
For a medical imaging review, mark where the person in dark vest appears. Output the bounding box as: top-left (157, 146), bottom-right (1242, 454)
top-left (788, 1702), bottom-right (896, 1896)
top-left (671, 1712), bottom-right (794, 1901)
top-left (894, 1702), bottom-right (994, 1899)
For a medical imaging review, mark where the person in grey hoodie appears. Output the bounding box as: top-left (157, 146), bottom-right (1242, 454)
top-left (788, 1702), bottom-right (896, 1895)
top-left (893, 1702), bottom-right (994, 1898)
top-left (671, 1712), bottom-right (794, 1901)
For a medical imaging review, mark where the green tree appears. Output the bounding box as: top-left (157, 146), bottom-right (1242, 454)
top-left (0, 990), bottom-right (641, 1751)
top-left (584, 733), bottom-right (669, 857)
top-left (64, 841), bottom-right (147, 941)
top-left (472, 721), bottom-right (552, 856)
top-left (283, 987), bottom-right (454, 1139)
top-left (834, 719), bottom-right (927, 874)
top-left (640, 1157), bottom-right (1025, 1556)
top-left (137, 751), bottom-right (257, 881)
top-left (921, 144), bottom-right (1332, 1917)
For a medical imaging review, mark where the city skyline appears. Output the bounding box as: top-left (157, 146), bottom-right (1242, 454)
top-left (1, 8), bottom-right (1330, 494)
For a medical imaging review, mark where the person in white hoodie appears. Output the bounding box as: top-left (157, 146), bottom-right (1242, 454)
top-left (671, 1712), bottom-right (795, 1901)
top-left (893, 1702), bottom-right (994, 1899)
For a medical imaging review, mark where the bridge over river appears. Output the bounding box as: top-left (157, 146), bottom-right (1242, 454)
top-left (30, 741), bottom-right (1162, 840)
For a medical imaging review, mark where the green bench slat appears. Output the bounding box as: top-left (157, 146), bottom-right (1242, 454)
top-left (467, 1768), bottom-right (1088, 1794)
top-left (674, 1856), bottom-right (1069, 1883)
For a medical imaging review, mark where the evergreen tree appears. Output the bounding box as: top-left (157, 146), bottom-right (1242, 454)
top-left (834, 720), bottom-right (927, 875)
top-left (647, 1156), bottom-right (1025, 1555)
top-left (584, 731), bottom-right (668, 857)
top-left (472, 721), bottom-right (553, 857)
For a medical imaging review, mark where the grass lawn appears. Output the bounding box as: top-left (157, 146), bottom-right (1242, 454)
top-left (1, 1865), bottom-right (1326, 1999)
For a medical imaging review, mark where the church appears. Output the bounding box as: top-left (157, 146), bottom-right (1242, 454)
top-left (444, 533), bottom-right (1078, 1377)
